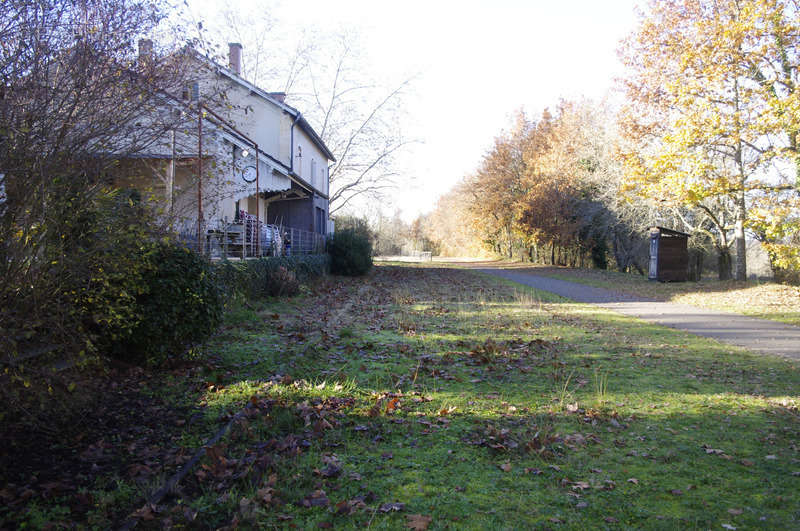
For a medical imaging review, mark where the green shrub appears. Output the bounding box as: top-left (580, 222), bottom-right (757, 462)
top-left (114, 242), bottom-right (223, 366)
top-left (266, 266), bottom-right (300, 296)
top-left (328, 228), bottom-right (373, 276)
top-left (212, 255), bottom-right (329, 301)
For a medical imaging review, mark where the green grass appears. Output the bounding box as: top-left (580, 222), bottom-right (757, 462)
top-left (10, 264), bottom-right (799, 529)
top-left (178, 265), bottom-right (800, 529)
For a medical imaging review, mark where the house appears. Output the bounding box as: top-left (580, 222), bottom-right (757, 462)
top-left (116, 41), bottom-right (335, 257)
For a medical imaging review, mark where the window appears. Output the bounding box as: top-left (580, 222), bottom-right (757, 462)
top-left (316, 207), bottom-right (326, 234)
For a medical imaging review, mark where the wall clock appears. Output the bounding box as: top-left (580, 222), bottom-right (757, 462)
top-left (242, 165), bottom-right (257, 183)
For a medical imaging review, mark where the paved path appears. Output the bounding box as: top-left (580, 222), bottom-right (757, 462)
top-left (478, 267), bottom-right (800, 360)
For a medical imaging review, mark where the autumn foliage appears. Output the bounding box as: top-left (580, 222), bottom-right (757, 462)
top-left (618, 0), bottom-right (800, 281)
top-left (426, 102), bottom-right (659, 272)
top-left (426, 0), bottom-right (800, 282)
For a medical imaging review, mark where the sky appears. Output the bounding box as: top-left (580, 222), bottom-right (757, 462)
top-left (188, 0), bottom-right (643, 221)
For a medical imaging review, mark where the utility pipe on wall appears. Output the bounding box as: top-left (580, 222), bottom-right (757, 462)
top-left (197, 106), bottom-right (203, 254)
top-left (255, 142), bottom-right (259, 257)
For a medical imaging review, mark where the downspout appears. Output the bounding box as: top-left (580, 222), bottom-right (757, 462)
top-left (197, 105), bottom-right (204, 254)
top-left (255, 142), bottom-right (259, 256)
top-left (290, 112), bottom-right (302, 173)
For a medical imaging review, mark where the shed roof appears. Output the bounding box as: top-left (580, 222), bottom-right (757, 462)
top-left (650, 226), bottom-right (691, 238)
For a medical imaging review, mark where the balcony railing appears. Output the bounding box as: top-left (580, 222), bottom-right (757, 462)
top-left (175, 213), bottom-right (326, 259)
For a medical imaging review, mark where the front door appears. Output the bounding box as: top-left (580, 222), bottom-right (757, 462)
top-left (648, 236), bottom-right (658, 280)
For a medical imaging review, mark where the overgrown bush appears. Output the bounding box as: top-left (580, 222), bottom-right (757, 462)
top-left (1, 187), bottom-right (157, 364)
top-left (212, 255), bottom-right (329, 301)
top-left (266, 266), bottom-right (300, 296)
top-left (327, 228), bottom-right (373, 276)
top-left (113, 242), bottom-right (223, 366)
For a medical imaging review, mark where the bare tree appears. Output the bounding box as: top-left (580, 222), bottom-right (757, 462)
top-left (0, 0), bottom-right (196, 359)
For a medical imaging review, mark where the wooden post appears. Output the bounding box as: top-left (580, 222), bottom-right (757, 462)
top-left (197, 106), bottom-right (204, 254)
top-left (255, 142), bottom-right (260, 257)
top-left (167, 129), bottom-right (175, 217)
top-left (223, 216), bottom-right (228, 259)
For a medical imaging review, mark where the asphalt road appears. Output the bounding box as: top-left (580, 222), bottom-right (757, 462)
top-left (478, 267), bottom-right (800, 361)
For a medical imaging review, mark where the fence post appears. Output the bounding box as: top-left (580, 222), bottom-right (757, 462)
top-left (223, 216), bottom-right (228, 259)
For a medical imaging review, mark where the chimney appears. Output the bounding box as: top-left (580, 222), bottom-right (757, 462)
top-left (268, 92), bottom-right (286, 103)
top-left (138, 38), bottom-right (153, 66)
top-left (228, 42), bottom-right (242, 75)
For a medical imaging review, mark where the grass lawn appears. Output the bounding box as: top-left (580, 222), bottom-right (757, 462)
top-left (491, 263), bottom-right (800, 327)
top-left (4, 264), bottom-right (799, 529)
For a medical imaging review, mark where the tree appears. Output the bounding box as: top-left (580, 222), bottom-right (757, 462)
top-left (619, 0), bottom-right (800, 281)
top-left (0, 0), bottom-right (194, 360)
top-left (426, 100), bottom-right (662, 268)
top-left (424, 181), bottom-right (490, 258)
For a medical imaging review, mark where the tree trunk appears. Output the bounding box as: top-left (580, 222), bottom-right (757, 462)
top-left (717, 249), bottom-right (733, 281)
top-left (734, 191), bottom-right (747, 281)
top-left (551, 242), bottom-right (555, 265)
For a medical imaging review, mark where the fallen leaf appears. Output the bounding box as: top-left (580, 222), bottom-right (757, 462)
top-left (721, 525), bottom-right (737, 530)
top-left (439, 406), bottom-right (457, 416)
top-left (301, 489), bottom-right (329, 508)
top-left (386, 398), bottom-right (400, 414)
top-left (604, 516), bottom-right (618, 523)
top-left (379, 502), bottom-right (405, 512)
top-left (728, 508), bottom-right (743, 515)
top-left (627, 478), bottom-right (639, 485)
top-left (133, 503), bottom-right (156, 521)
top-left (315, 464), bottom-right (342, 478)
top-left (669, 489), bottom-right (683, 496)
top-left (256, 487), bottom-right (275, 505)
top-left (500, 462), bottom-right (512, 472)
top-left (406, 514), bottom-right (433, 530)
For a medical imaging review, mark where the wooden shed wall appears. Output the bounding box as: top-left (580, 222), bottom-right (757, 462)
top-left (656, 236), bottom-right (688, 281)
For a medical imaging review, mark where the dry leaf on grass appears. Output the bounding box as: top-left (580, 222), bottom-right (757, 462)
top-left (406, 514), bottom-right (433, 530)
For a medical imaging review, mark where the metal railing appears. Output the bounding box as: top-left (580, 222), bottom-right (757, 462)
top-left (175, 216), bottom-right (325, 259)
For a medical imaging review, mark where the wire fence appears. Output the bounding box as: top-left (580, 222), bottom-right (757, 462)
top-left (175, 218), bottom-right (326, 259)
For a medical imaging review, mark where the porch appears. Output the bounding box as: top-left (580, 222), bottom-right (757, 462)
top-left (176, 213), bottom-right (326, 259)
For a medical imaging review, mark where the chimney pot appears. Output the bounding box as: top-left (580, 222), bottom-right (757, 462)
top-left (228, 42), bottom-right (243, 75)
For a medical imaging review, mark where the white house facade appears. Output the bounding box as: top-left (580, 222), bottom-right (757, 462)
top-left (120, 41), bottom-right (334, 256)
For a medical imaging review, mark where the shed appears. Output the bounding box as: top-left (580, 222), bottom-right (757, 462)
top-left (648, 226), bottom-right (690, 282)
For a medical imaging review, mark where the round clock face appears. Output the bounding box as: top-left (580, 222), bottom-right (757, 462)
top-left (242, 165), bottom-right (257, 183)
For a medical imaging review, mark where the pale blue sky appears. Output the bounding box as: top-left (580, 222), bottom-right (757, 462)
top-left (188, 0), bottom-right (643, 220)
